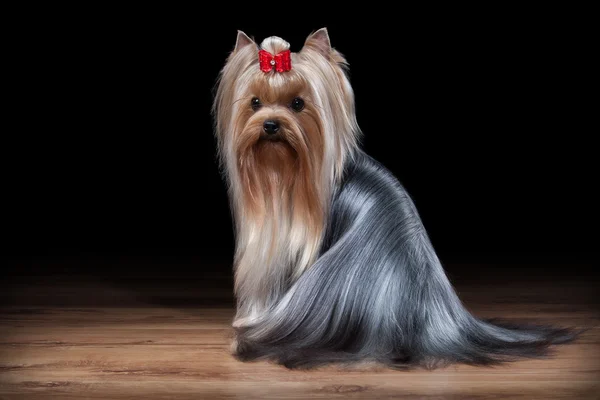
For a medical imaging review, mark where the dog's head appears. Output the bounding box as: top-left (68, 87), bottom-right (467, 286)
top-left (213, 28), bottom-right (361, 200)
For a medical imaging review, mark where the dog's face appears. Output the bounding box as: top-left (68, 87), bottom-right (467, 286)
top-left (232, 56), bottom-right (324, 187)
top-left (233, 71), bottom-right (323, 170)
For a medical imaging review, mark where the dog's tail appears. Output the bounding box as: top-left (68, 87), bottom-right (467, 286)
top-left (233, 245), bottom-right (580, 370)
top-left (404, 269), bottom-right (581, 369)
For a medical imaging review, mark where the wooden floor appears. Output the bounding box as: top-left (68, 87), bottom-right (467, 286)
top-left (1, 261), bottom-right (598, 399)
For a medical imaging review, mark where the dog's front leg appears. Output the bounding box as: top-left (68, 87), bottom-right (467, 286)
top-left (230, 297), bottom-right (267, 356)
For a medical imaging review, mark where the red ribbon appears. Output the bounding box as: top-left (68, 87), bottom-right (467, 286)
top-left (258, 49), bottom-right (292, 73)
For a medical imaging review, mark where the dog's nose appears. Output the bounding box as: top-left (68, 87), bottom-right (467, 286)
top-left (263, 120), bottom-right (280, 135)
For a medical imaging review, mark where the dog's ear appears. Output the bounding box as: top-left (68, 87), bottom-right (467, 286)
top-left (302, 27), bottom-right (332, 56)
top-left (234, 30), bottom-right (256, 53)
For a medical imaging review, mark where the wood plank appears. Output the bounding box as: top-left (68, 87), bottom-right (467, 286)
top-left (1, 274), bottom-right (598, 399)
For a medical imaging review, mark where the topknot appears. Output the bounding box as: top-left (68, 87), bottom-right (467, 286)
top-left (260, 36), bottom-right (291, 55)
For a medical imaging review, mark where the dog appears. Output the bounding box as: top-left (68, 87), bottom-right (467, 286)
top-left (211, 28), bottom-right (577, 369)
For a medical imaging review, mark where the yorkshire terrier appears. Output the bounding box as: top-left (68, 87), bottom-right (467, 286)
top-left (212, 28), bottom-right (577, 369)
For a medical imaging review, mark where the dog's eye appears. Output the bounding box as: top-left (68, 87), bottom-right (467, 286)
top-left (251, 97), bottom-right (261, 111)
top-left (290, 97), bottom-right (305, 112)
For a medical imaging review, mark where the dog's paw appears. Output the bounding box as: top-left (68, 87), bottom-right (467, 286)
top-left (229, 337), bottom-right (240, 355)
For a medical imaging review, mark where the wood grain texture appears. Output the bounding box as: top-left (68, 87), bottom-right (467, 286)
top-left (0, 268), bottom-right (598, 399)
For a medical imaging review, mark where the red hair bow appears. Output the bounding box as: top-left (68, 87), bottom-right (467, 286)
top-left (258, 49), bottom-right (292, 73)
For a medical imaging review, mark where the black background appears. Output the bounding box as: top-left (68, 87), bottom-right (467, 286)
top-left (5, 6), bottom-right (595, 278)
